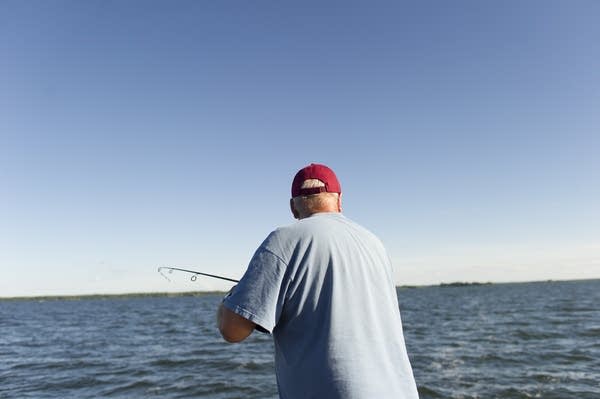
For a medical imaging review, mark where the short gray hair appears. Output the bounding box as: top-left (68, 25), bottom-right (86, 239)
top-left (292, 179), bottom-right (339, 215)
top-left (300, 179), bottom-right (326, 189)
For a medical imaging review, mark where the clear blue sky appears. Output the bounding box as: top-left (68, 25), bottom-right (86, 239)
top-left (1, 1), bottom-right (599, 296)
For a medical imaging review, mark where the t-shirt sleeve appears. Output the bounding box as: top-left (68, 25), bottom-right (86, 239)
top-left (222, 245), bottom-right (288, 334)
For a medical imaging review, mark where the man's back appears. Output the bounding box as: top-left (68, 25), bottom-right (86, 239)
top-left (224, 213), bottom-right (419, 398)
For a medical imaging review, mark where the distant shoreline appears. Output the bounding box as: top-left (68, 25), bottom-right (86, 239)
top-left (1, 278), bottom-right (597, 301)
top-left (0, 291), bottom-right (226, 302)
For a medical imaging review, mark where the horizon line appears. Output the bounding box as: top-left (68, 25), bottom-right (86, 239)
top-left (2, 277), bottom-right (598, 301)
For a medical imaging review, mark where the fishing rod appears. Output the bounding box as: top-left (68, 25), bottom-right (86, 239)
top-left (158, 266), bottom-right (239, 283)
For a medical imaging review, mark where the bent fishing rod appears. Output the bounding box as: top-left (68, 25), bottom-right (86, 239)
top-left (158, 266), bottom-right (239, 283)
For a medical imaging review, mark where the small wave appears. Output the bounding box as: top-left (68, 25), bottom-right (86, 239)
top-left (561, 351), bottom-right (595, 362)
top-left (530, 373), bottom-right (560, 383)
top-left (36, 375), bottom-right (110, 391)
top-left (556, 306), bottom-right (597, 312)
top-left (236, 360), bottom-right (272, 371)
top-left (417, 385), bottom-right (445, 398)
top-left (99, 379), bottom-right (155, 396)
top-left (580, 327), bottom-right (600, 337)
top-left (9, 358), bottom-right (110, 372)
top-left (491, 387), bottom-right (543, 398)
top-left (149, 357), bottom-right (200, 368)
top-left (512, 329), bottom-right (563, 340)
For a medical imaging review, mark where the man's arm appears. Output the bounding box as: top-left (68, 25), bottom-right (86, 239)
top-left (217, 303), bottom-right (256, 343)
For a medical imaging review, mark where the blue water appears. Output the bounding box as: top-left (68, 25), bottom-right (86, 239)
top-left (1, 280), bottom-right (599, 398)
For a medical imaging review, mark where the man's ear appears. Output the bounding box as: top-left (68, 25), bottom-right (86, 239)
top-left (290, 198), bottom-right (300, 219)
top-left (337, 193), bottom-right (343, 213)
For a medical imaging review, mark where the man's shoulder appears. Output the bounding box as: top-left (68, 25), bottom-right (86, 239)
top-left (270, 213), bottom-right (385, 249)
top-left (273, 213), bottom-right (348, 237)
top-left (259, 213), bottom-right (345, 257)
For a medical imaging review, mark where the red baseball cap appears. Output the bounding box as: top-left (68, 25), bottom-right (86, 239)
top-left (291, 163), bottom-right (342, 198)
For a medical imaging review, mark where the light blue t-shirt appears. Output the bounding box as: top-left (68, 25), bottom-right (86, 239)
top-left (223, 212), bottom-right (419, 399)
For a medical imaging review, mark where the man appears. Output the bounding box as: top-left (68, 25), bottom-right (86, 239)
top-left (217, 163), bottom-right (419, 399)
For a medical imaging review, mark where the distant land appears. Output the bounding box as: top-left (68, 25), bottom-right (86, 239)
top-left (0, 291), bottom-right (224, 302)
top-left (2, 278), bottom-right (597, 301)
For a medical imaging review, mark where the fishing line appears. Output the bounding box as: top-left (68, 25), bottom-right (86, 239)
top-left (158, 266), bottom-right (239, 283)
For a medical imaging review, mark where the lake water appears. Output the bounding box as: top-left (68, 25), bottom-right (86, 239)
top-left (1, 280), bottom-right (599, 398)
